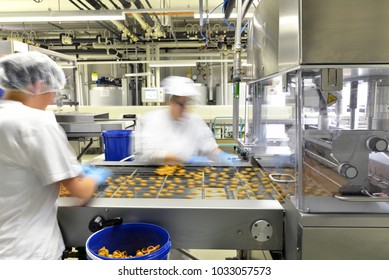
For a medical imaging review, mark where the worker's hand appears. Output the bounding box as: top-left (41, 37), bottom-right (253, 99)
top-left (187, 156), bottom-right (210, 164)
top-left (163, 153), bottom-right (186, 164)
top-left (81, 164), bottom-right (94, 175)
top-left (217, 152), bottom-right (237, 165)
top-left (82, 165), bottom-right (112, 185)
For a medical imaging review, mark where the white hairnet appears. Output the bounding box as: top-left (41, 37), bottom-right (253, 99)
top-left (0, 51), bottom-right (66, 95)
top-left (161, 76), bottom-right (199, 97)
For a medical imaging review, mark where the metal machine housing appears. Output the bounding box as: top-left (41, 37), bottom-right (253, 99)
top-left (244, 0), bottom-right (389, 259)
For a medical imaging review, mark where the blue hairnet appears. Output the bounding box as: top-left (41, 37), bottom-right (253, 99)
top-left (0, 51), bottom-right (66, 95)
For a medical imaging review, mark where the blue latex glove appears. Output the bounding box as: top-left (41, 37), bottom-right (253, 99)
top-left (217, 152), bottom-right (237, 164)
top-left (187, 156), bottom-right (210, 164)
top-left (81, 164), bottom-right (94, 175)
top-left (82, 165), bottom-right (112, 185)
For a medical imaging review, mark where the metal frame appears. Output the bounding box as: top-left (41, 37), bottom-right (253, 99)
top-left (58, 196), bottom-right (284, 251)
top-left (58, 161), bottom-right (285, 252)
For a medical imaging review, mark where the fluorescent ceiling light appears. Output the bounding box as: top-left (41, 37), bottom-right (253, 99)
top-left (196, 59), bottom-right (233, 63)
top-left (0, 10), bottom-right (127, 22)
top-left (150, 60), bottom-right (197, 67)
top-left (124, 8), bottom-right (195, 15)
top-left (194, 13), bottom-right (253, 19)
top-left (0, 8), bottom-right (196, 23)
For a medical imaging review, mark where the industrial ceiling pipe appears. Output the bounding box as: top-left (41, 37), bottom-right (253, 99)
top-left (34, 36), bottom-right (117, 46)
top-left (75, 0), bottom-right (91, 10)
top-left (232, 0), bottom-right (242, 142)
top-left (68, 0), bottom-right (83, 10)
top-left (117, 0), bottom-right (156, 37)
top-left (57, 48), bottom-right (123, 58)
top-left (224, 0), bottom-right (236, 19)
top-left (71, 0), bottom-right (139, 42)
top-left (36, 29), bottom-right (236, 44)
top-left (143, 0), bottom-right (164, 28)
top-left (92, 41), bottom-right (205, 49)
top-left (132, 0), bottom-right (156, 27)
top-left (85, 0), bottom-right (103, 9)
top-left (127, 0), bottom-right (165, 38)
top-left (107, 0), bottom-right (121, 9)
top-left (117, 0), bottom-right (131, 8)
top-left (242, 0), bottom-right (253, 19)
top-left (67, 0), bottom-right (123, 37)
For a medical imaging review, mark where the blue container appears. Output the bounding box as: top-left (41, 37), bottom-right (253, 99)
top-left (86, 223), bottom-right (171, 260)
top-left (102, 130), bottom-right (133, 161)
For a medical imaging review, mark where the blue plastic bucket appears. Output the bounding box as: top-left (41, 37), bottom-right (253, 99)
top-left (86, 223), bottom-right (171, 260)
top-left (102, 130), bottom-right (133, 161)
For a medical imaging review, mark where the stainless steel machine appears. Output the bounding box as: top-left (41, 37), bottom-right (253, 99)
top-left (58, 161), bottom-right (284, 259)
top-left (240, 0), bottom-right (389, 259)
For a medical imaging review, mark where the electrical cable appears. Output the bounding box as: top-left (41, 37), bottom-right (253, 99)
top-left (241, 20), bottom-right (249, 33)
top-left (222, 0), bottom-right (253, 33)
top-left (200, 1), bottom-right (225, 46)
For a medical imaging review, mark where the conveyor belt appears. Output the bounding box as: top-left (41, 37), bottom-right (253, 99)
top-left (61, 165), bottom-right (289, 201)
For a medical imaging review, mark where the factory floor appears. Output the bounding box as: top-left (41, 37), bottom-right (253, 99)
top-left (170, 249), bottom-right (273, 260)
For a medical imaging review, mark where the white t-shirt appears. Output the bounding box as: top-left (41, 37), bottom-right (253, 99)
top-left (138, 109), bottom-right (218, 163)
top-left (0, 100), bottom-right (81, 260)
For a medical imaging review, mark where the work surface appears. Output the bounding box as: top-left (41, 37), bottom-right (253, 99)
top-left (61, 163), bottom-right (290, 201)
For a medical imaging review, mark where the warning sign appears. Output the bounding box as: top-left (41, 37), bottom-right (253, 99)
top-left (327, 92), bottom-right (338, 105)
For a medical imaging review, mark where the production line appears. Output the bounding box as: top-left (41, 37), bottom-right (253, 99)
top-left (58, 156), bottom-right (339, 259)
top-left (61, 164), bottom-right (290, 200)
top-left (58, 161), bottom-right (285, 258)
top-left (60, 0), bottom-right (389, 260)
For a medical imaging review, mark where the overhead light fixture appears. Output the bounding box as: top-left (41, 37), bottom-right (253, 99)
top-left (149, 60), bottom-right (197, 67)
top-left (0, 8), bottom-right (197, 23)
top-left (195, 59), bottom-right (233, 63)
top-left (194, 13), bottom-right (253, 19)
top-left (124, 8), bottom-right (195, 15)
top-left (0, 9), bottom-right (127, 23)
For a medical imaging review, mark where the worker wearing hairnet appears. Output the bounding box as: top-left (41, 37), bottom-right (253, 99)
top-left (0, 51), bottom-right (111, 260)
top-left (139, 76), bottom-right (235, 164)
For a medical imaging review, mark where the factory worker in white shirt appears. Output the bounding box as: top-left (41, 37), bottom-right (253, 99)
top-left (0, 51), bottom-right (111, 260)
top-left (139, 76), bottom-right (234, 164)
